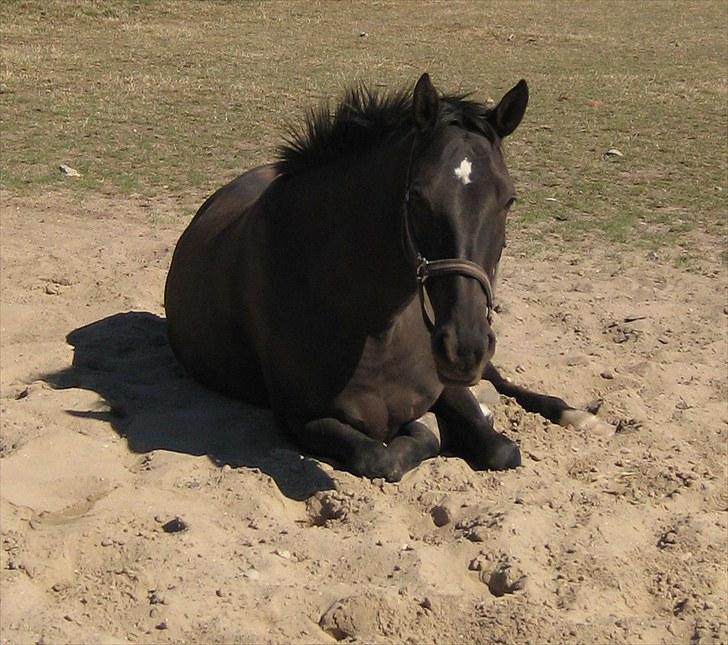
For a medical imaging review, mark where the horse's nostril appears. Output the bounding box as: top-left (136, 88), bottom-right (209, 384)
top-left (486, 329), bottom-right (497, 358)
top-left (433, 328), bottom-right (458, 365)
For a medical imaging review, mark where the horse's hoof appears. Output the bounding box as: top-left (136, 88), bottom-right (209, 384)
top-left (471, 434), bottom-right (521, 471)
top-left (560, 409), bottom-right (615, 436)
top-left (487, 440), bottom-right (521, 470)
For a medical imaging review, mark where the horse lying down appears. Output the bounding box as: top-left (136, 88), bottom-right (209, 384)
top-left (164, 73), bottom-right (610, 482)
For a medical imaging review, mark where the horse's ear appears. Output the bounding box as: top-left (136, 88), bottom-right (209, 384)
top-left (488, 79), bottom-right (529, 138)
top-left (413, 73), bottom-right (439, 132)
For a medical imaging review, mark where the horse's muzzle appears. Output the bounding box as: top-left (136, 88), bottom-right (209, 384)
top-left (431, 323), bottom-right (495, 385)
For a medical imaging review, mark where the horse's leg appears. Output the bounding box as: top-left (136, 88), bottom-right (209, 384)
top-left (386, 419), bottom-right (442, 475)
top-left (483, 362), bottom-right (611, 432)
top-left (431, 387), bottom-right (521, 470)
top-left (293, 418), bottom-right (439, 482)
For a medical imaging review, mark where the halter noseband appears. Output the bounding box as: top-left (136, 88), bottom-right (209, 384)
top-left (401, 142), bottom-right (495, 332)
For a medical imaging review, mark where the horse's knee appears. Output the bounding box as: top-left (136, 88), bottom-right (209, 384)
top-left (406, 417), bottom-right (442, 454)
top-left (350, 443), bottom-right (404, 482)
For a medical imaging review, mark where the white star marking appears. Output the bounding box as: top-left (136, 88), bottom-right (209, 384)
top-left (454, 157), bottom-right (472, 185)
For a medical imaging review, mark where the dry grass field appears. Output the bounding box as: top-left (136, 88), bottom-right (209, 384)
top-left (2, 1), bottom-right (725, 244)
top-left (1, 2), bottom-right (726, 644)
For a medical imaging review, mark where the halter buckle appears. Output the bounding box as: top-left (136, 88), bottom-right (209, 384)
top-left (416, 255), bottom-right (429, 284)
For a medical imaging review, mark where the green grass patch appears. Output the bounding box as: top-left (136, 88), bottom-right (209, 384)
top-left (1, 0), bottom-right (725, 255)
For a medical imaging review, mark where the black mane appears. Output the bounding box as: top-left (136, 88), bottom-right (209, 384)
top-left (276, 83), bottom-right (496, 176)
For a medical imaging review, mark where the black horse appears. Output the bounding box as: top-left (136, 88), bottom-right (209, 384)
top-left (165, 74), bottom-right (606, 481)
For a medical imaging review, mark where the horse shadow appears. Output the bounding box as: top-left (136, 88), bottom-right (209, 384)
top-left (43, 311), bottom-right (334, 501)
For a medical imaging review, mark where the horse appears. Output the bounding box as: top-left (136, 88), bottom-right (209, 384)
top-left (164, 73), bottom-right (606, 482)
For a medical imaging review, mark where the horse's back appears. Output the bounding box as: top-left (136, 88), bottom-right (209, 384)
top-left (164, 164), bottom-right (278, 403)
top-left (185, 164), bottom-right (279, 241)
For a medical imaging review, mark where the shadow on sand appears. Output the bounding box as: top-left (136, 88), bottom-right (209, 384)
top-left (43, 311), bottom-right (334, 501)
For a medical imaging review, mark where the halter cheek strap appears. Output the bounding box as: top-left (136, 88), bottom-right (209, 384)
top-left (401, 160), bottom-right (495, 331)
top-left (416, 255), bottom-right (494, 326)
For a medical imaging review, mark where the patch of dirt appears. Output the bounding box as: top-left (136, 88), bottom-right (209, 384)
top-left (1, 190), bottom-right (726, 644)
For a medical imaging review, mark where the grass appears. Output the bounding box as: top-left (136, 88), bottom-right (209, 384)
top-left (1, 0), bottom-right (726, 253)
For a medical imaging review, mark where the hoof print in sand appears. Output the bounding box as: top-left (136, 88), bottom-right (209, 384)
top-left (319, 593), bottom-right (394, 641)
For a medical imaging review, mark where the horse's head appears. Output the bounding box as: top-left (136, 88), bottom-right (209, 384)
top-left (404, 73), bottom-right (528, 385)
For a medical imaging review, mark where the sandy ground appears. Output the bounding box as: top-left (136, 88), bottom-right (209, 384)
top-left (1, 189), bottom-right (726, 645)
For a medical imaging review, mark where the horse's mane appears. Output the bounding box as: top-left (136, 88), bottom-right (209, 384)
top-left (276, 83), bottom-right (496, 176)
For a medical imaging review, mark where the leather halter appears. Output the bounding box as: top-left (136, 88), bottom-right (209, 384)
top-left (401, 141), bottom-right (495, 331)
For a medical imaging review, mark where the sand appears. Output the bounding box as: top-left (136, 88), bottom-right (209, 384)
top-left (1, 189), bottom-right (726, 644)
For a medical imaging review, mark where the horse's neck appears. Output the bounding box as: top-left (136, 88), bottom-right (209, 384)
top-left (286, 135), bottom-right (416, 331)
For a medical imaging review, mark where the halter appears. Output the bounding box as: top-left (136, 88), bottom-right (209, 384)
top-left (401, 138), bottom-right (495, 331)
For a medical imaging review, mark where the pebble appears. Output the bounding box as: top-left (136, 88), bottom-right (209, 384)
top-left (430, 504), bottom-right (453, 527)
top-left (275, 549), bottom-right (292, 560)
top-left (468, 557), bottom-right (485, 572)
top-left (155, 620), bottom-right (168, 630)
top-left (148, 590), bottom-right (167, 605)
top-left (660, 531), bottom-right (678, 547)
top-left (615, 418), bottom-right (643, 434)
top-left (585, 399), bottom-right (603, 415)
top-left (161, 517), bottom-right (188, 533)
top-left (600, 370), bottom-right (615, 380)
top-left (59, 164), bottom-right (81, 177)
top-left (100, 538), bottom-right (113, 547)
top-left (485, 560), bottom-right (527, 597)
top-left (465, 527), bottom-right (487, 543)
